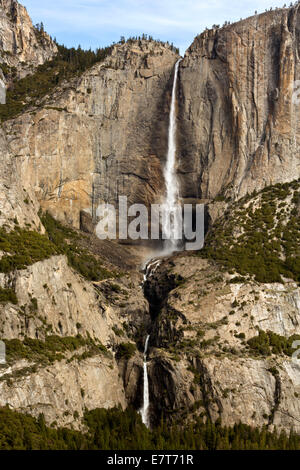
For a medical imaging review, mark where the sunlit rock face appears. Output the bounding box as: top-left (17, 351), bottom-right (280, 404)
top-left (178, 5), bottom-right (300, 201)
top-left (0, 127), bottom-right (42, 231)
top-left (0, 0), bottom-right (57, 77)
top-left (4, 40), bottom-right (179, 228)
top-left (5, 5), bottom-right (300, 234)
top-left (143, 254), bottom-right (300, 433)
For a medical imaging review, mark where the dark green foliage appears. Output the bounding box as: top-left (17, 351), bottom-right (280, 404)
top-left (229, 276), bottom-right (246, 283)
top-left (247, 330), bottom-right (300, 357)
top-left (0, 406), bottom-right (299, 450)
top-left (214, 194), bottom-right (226, 202)
top-left (0, 44), bottom-right (113, 122)
top-left (0, 407), bottom-right (86, 450)
top-left (236, 332), bottom-right (245, 340)
top-left (39, 210), bottom-right (78, 245)
top-left (3, 334), bottom-right (107, 365)
top-left (112, 326), bottom-right (125, 337)
top-left (0, 63), bottom-right (16, 78)
top-left (40, 211), bottom-right (114, 281)
top-left (0, 213), bottom-right (114, 281)
top-left (200, 180), bottom-right (300, 283)
top-left (268, 367), bottom-right (279, 377)
top-left (110, 283), bottom-right (122, 293)
top-left (115, 342), bottom-right (137, 360)
top-left (67, 250), bottom-right (112, 281)
top-left (0, 287), bottom-right (18, 304)
top-left (0, 228), bottom-right (59, 273)
top-left (84, 407), bottom-right (151, 450)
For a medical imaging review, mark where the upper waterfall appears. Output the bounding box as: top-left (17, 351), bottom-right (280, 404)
top-left (162, 58), bottom-right (182, 255)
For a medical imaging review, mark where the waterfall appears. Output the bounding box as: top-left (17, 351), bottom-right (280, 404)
top-left (140, 61), bottom-right (182, 427)
top-left (162, 58), bottom-right (182, 255)
top-left (140, 334), bottom-right (150, 427)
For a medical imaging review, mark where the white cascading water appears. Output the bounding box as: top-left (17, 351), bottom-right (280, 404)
top-left (162, 58), bottom-right (182, 255)
top-left (140, 334), bottom-right (150, 427)
top-left (140, 61), bottom-right (182, 428)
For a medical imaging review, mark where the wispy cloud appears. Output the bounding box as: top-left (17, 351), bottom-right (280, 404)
top-left (22, 0), bottom-right (288, 53)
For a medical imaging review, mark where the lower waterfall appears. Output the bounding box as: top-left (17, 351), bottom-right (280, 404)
top-left (140, 334), bottom-right (150, 427)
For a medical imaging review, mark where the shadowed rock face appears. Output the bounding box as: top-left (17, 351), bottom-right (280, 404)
top-left (178, 5), bottom-right (300, 201)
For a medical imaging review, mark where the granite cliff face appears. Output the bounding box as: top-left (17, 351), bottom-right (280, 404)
top-left (0, 0), bottom-right (57, 77)
top-left (4, 5), bottom-right (300, 232)
top-left (0, 0), bottom-right (299, 437)
top-left (143, 253), bottom-right (300, 433)
top-left (178, 5), bottom-right (300, 201)
top-left (0, 127), bottom-right (41, 230)
top-left (4, 41), bottom-right (178, 228)
top-left (0, 248), bottom-right (150, 426)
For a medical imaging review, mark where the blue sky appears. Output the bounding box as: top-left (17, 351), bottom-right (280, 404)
top-left (22, 0), bottom-right (287, 54)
